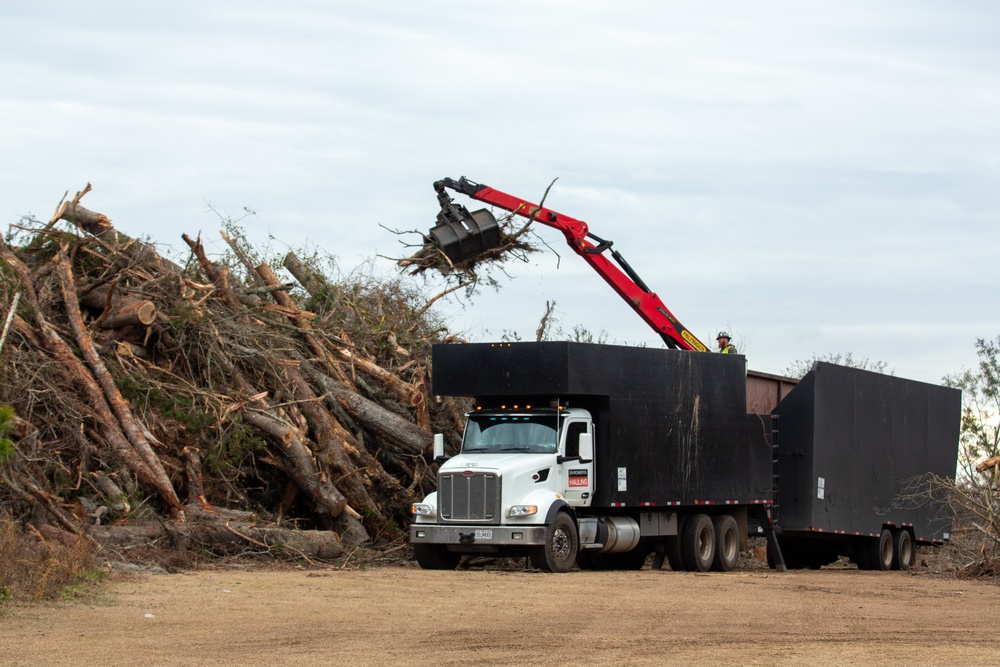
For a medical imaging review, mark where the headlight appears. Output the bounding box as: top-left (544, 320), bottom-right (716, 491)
top-left (411, 503), bottom-right (435, 516)
top-left (507, 505), bottom-right (538, 517)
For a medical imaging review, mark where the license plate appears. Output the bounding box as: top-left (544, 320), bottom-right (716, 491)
top-left (474, 529), bottom-right (493, 540)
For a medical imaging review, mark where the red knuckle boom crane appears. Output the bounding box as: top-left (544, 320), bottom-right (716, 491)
top-left (428, 177), bottom-right (709, 352)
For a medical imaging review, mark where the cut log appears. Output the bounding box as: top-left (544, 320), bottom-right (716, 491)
top-left (99, 300), bottom-right (157, 329)
top-left (337, 347), bottom-right (424, 407)
top-left (305, 364), bottom-right (431, 456)
top-left (56, 189), bottom-right (183, 276)
top-left (239, 409), bottom-right (369, 546)
top-left (88, 521), bottom-right (345, 560)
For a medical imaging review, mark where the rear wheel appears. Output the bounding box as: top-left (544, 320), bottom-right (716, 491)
top-left (681, 514), bottom-right (715, 572)
top-left (875, 528), bottom-right (895, 570)
top-left (530, 512), bottom-right (578, 573)
top-left (893, 529), bottom-right (914, 571)
top-left (413, 543), bottom-right (462, 570)
top-left (712, 515), bottom-right (740, 572)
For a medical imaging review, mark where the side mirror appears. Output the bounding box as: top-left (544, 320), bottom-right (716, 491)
top-left (578, 433), bottom-right (594, 463)
top-left (433, 433), bottom-right (448, 464)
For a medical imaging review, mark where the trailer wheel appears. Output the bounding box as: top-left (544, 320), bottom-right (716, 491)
top-left (712, 515), bottom-right (740, 572)
top-left (681, 514), bottom-right (715, 572)
top-left (413, 544), bottom-right (462, 570)
top-left (530, 512), bottom-right (578, 573)
top-left (892, 529), bottom-right (914, 571)
top-left (875, 529), bottom-right (895, 571)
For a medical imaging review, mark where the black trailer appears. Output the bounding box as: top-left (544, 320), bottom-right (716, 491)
top-left (770, 362), bottom-right (960, 569)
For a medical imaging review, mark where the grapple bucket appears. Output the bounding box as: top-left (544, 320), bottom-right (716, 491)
top-left (427, 206), bottom-right (501, 263)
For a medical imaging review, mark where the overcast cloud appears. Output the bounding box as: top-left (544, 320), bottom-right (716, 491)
top-left (2, 1), bottom-right (997, 384)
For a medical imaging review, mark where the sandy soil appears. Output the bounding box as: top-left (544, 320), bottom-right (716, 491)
top-left (2, 564), bottom-right (997, 666)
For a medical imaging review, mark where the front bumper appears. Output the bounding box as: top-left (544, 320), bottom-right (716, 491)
top-left (410, 524), bottom-right (548, 547)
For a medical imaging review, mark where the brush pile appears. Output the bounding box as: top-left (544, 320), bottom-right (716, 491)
top-left (0, 186), bottom-right (470, 561)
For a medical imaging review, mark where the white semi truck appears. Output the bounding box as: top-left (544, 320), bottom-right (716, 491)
top-left (410, 342), bottom-right (959, 572)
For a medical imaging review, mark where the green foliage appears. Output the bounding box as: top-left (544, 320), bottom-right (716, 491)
top-left (0, 404), bottom-right (16, 465)
top-left (59, 567), bottom-right (107, 600)
top-left (944, 335), bottom-right (1000, 480)
top-left (783, 352), bottom-right (891, 380)
top-left (116, 375), bottom-right (215, 432)
top-left (204, 420), bottom-right (268, 475)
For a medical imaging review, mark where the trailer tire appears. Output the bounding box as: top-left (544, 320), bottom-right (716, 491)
top-left (681, 514), bottom-right (715, 572)
top-left (413, 543), bottom-right (462, 570)
top-left (875, 529), bottom-right (894, 571)
top-left (530, 512), bottom-right (578, 573)
top-left (711, 515), bottom-right (740, 572)
top-left (892, 529), bottom-right (914, 571)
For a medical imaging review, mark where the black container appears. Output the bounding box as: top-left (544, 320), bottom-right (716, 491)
top-left (432, 342), bottom-right (774, 508)
top-left (773, 362), bottom-right (960, 542)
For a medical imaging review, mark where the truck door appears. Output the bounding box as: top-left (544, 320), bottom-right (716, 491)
top-left (560, 419), bottom-right (594, 507)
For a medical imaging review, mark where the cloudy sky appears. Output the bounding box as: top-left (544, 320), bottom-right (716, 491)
top-left (2, 1), bottom-right (997, 384)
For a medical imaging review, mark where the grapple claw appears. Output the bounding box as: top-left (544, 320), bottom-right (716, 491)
top-left (427, 206), bottom-right (501, 264)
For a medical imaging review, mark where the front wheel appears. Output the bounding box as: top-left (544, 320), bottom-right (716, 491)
top-left (530, 512), bottom-right (579, 573)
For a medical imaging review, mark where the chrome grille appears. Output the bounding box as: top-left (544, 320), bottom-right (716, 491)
top-left (439, 471), bottom-right (501, 524)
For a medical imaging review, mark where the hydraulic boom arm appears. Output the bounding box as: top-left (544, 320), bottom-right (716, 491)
top-left (431, 177), bottom-right (709, 352)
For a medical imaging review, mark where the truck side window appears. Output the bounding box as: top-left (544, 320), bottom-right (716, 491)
top-left (564, 421), bottom-right (587, 458)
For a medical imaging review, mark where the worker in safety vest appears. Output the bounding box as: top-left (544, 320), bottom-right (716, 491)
top-left (716, 331), bottom-right (736, 354)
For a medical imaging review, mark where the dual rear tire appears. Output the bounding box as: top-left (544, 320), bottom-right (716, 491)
top-left (854, 528), bottom-right (915, 571)
top-left (678, 513), bottom-right (740, 572)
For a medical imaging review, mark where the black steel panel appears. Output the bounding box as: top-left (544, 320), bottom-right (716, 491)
top-left (774, 362), bottom-right (960, 541)
top-left (432, 342), bottom-right (773, 507)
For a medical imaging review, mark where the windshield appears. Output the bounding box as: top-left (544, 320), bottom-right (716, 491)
top-left (462, 413), bottom-right (558, 454)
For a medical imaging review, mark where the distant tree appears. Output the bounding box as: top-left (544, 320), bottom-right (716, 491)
top-left (944, 336), bottom-right (1000, 481)
top-left (783, 352), bottom-right (890, 380)
top-left (918, 336), bottom-right (1000, 576)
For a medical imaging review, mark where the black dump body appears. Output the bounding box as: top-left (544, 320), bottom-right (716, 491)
top-left (773, 362), bottom-right (960, 542)
top-left (432, 342), bottom-right (773, 508)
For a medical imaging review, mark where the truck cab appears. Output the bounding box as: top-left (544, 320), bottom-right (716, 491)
top-left (409, 404), bottom-right (594, 571)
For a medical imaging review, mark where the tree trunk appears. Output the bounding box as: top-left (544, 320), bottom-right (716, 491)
top-left (283, 251), bottom-right (334, 299)
top-left (56, 255), bottom-right (184, 516)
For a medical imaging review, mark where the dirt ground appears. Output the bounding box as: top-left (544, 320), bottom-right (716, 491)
top-left (2, 562), bottom-right (997, 666)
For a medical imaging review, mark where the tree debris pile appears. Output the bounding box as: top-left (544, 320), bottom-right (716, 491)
top-left (0, 187), bottom-right (470, 560)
